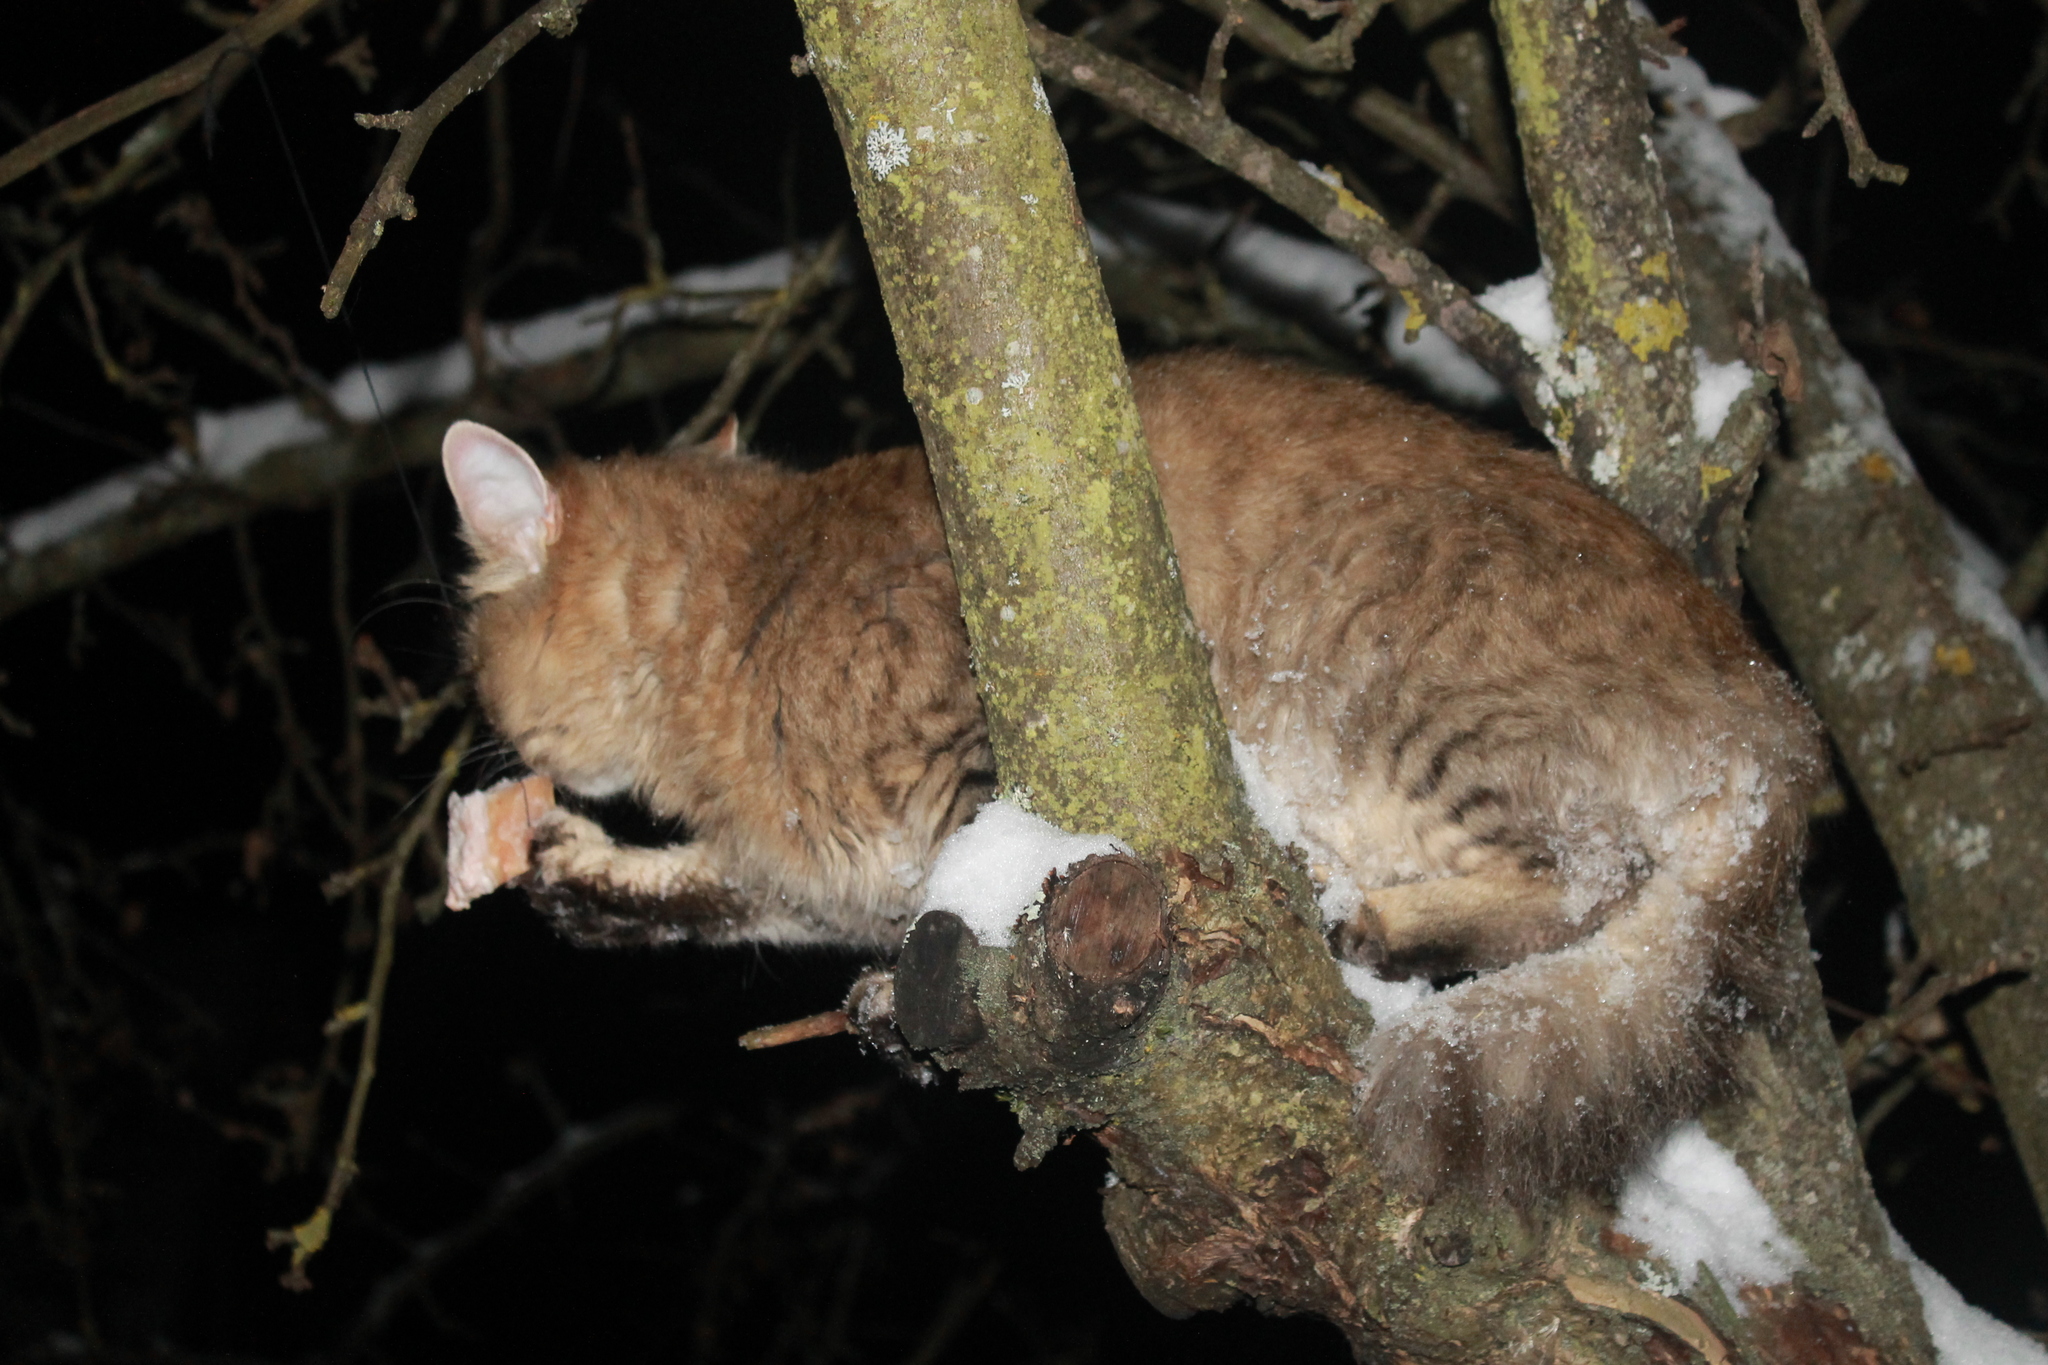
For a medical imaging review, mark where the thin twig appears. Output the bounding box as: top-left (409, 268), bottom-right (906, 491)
top-left (1346, 87), bottom-right (1517, 221)
top-left (1199, 2), bottom-right (1242, 117)
top-left (0, 238), bottom-right (83, 387)
top-left (1837, 951), bottom-right (2035, 1074)
top-left (0, 853), bottom-right (99, 1345)
top-left (1025, 20), bottom-right (1540, 414)
top-left (67, 252), bottom-right (184, 411)
top-left (1177, 0), bottom-right (1386, 73)
top-left (231, 521), bottom-right (352, 839)
top-left (668, 223), bottom-right (852, 449)
top-left (738, 1010), bottom-right (853, 1050)
top-left (0, 0), bottom-right (335, 192)
top-left (319, 0), bottom-right (591, 318)
top-left (269, 715), bottom-right (476, 1290)
top-left (100, 257), bottom-right (350, 429)
top-left (739, 286), bottom-right (860, 444)
top-left (344, 1103), bottom-right (674, 1344)
top-left (1791, 0), bottom-right (1907, 186)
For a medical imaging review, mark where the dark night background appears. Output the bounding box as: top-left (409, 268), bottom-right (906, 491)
top-left (0, 0), bottom-right (2044, 1359)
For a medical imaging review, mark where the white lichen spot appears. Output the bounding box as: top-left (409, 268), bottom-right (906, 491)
top-left (864, 122), bottom-right (911, 180)
top-left (1031, 75), bottom-right (1051, 114)
top-left (1003, 368), bottom-right (1030, 392)
top-left (1934, 816), bottom-right (1993, 872)
top-left (999, 604), bottom-right (1017, 622)
top-left (1020, 193), bottom-right (1038, 206)
top-left (1828, 631), bottom-right (1895, 689)
top-left (964, 386), bottom-right (984, 405)
top-left (1590, 447), bottom-right (1622, 486)
top-left (1901, 626), bottom-right (1937, 683)
top-left (914, 125), bottom-right (935, 142)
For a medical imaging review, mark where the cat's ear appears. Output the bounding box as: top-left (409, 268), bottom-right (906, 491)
top-left (704, 414), bottom-right (743, 459)
top-left (443, 421), bottom-right (562, 579)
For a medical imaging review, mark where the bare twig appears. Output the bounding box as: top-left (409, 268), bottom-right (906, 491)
top-left (1346, 88), bottom-right (1517, 221)
top-left (1024, 21), bottom-right (1540, 414)
top-left (1837, 952), bottom-right (2036, 1075)
top-left (1177, 0), bottom-right (1386, 73)
top-left (345, 1102), bottom-right (674, 1343)
top-left (1199, 2), bottom-right (1242, 116)
top-left (319, 0), bottom-right (591, 319)
top-left (1791, 0), bottom-right (1907, 186)
top-left (0, 239), bottom-right (83, 387)
top-left (740, 285), bottom-right (860, 443)
top-left (738, 1010), bottom-right (853, 1050)
top-left (0, 0), bottom-right (336, 191)
top-left (268, 715), bottom-right (476, 1290)
top-left (668, 223), bottom-right (851, 448)
top-left (100, 257), bottom-right (350, 429)
top-left (231, 521), bottom-right (352, 839)
top-left (2005, 519), bottom-right (2048, 621)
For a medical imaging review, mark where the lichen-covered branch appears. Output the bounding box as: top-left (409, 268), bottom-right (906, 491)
top-left (795, 0), bottom-right (1246, 853)
top-left (1489, 0), bottom-right (1703, 556)
top-left (1689, 208), bottom-right (2048, 1231)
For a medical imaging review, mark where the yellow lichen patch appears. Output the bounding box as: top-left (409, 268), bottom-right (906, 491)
top-left (1934, 643), bottom-right (1975, 677)
top-left (1639, 251), bottom-right (1670, 280)
top-left (1614, 295), bottom-right (1688, 360)
top-left (1700, 463), bottom-right (1734, 499)
top-left (1859, 451), bottom-right (1899, 484)
top-left (1400, 290), bottom-right (1426, 337)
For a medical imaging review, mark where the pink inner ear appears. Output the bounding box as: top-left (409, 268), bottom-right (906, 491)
top-left (443, 421), bottom-right (560, 577)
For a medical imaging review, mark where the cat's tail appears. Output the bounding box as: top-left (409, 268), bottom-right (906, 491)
top-left (1352, 781), bottom-right (1808, 1203)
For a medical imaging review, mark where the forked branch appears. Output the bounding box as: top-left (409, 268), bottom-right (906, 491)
top-left (319, 0), bottom-right (591, 319)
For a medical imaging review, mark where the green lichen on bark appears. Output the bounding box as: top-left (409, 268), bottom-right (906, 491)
top-left (1491, 0), bottom-right (1703, 554)
top-left (793, 0), bottom-right (1242, 855)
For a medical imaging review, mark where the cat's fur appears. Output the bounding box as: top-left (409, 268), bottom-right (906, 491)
top-left (446, 349), bottom-right (1823, 1201)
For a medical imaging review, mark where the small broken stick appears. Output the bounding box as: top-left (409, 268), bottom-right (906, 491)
top-left (445, 773), bottom-right (556, 910)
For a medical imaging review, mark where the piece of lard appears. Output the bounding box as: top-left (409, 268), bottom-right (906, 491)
top-left (445, 774), bottom-right (555, 909)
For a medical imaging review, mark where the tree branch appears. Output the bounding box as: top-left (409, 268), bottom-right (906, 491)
top-left (0, 0), bottom-right (336, 192)
top-left (319, 0), bottom-right (591, 319)
top-left (1791, 0), bottom-right (1908, 187)
top-left (1024, 20), bottom-right (1543, 421)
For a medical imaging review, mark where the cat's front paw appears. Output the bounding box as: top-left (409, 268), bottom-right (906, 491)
top-left (527, 808), bottom-right (620, 888)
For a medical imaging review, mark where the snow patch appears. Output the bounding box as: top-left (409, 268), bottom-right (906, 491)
top-left (1380, 300), bottom-right (1507, 407)
top-left (1692, 349), bottom-right (1754, 442)
top-left (1338, 962), bottom-right (1431, 1026)
top-left (1889, 1222), bottom-right (2048, 1365)
top-left (7, 248), bottom-right (810, 558)
top-left (1613, 1122), bottom-right (1806, 1304)
top-left (918, 800), bottom-right (1129, 947)
top-left (1944, 516), bottom-right (2048, 700)
top-left (1477, 270), bottom-right (1560, 350)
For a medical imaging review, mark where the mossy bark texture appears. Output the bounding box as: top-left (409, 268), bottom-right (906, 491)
top-left (1491, 0), bottom-right (1703, 555)
top-left (792, 0), bottom-right (1240, 854)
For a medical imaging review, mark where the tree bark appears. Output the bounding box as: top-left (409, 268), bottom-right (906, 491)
top-left (1490, 0), bottom-right (1700, 553)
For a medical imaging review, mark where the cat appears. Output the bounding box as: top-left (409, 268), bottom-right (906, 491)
top-left (443, 348), bottom-right (1824, 1201)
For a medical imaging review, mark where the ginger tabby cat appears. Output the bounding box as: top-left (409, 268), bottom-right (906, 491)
top-left (444, 349), bottom-right (1822, 1201)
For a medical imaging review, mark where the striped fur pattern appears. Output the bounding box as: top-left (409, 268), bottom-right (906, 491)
top-left (449, 349), bottom-right (1823, 1200)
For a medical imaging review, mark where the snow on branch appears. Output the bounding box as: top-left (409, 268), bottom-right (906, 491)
top-left (0, 249), bottom-right (802, 623)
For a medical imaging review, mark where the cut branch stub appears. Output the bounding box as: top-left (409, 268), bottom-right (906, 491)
top-left (1033, 853), bottom-right (1170, 1068)
top-left (894, 911), bottom-right (988, 1053)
